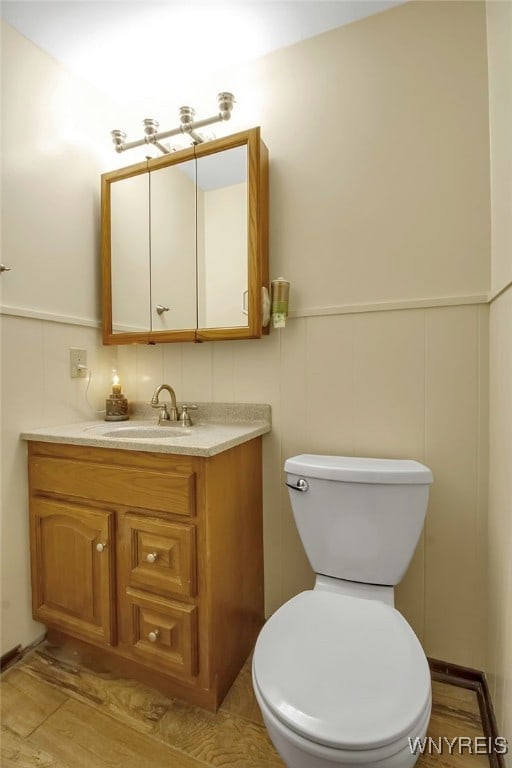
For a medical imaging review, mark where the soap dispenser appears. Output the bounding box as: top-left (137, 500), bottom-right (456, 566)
top-left (271, 277), bottom-right (290, 328)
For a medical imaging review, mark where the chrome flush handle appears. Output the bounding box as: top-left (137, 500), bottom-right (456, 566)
top-left (285, 478), bottom-right (309, 492)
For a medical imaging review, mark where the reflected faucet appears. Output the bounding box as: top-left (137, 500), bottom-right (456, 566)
top-left (151, 384), bottom-right (178, 423)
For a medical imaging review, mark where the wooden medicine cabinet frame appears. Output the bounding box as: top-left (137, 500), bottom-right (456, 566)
top-left (101, 128), bottom-right (269, 345)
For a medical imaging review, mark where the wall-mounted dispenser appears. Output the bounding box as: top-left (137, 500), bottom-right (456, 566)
top-left (271, 278), bottom-right (290, 328)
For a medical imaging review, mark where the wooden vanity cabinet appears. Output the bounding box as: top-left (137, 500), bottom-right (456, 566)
top-left (27, 439), bottom-right (264, 711)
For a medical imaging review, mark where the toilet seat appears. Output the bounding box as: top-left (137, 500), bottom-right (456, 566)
top-left (253, 590), bottom-right (431, 753)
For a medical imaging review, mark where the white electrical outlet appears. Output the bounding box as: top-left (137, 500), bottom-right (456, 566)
top-left (70, 348), bottom-right (88, 378)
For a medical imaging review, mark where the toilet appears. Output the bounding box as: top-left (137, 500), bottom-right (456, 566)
top-left (252, 454), bottom-right (434, 768)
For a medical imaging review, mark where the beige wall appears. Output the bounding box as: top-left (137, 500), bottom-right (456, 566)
top-left (486, 1), bottom-right (512, 297)
top-left (0, 22), bottom-right (117, 321)
top-left (118, 1), bottom-right (491, 670)
top-left (486, 1), bottom-right (512, 756)
top-left (0, 22), bottom-right (115, 653)
top-left (0, 1), bottom-right (495, 678)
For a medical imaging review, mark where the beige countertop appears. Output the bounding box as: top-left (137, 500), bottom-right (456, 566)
top-left (21, 403), bottom-right (271, 457)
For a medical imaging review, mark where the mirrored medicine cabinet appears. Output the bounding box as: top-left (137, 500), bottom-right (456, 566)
top-left (101, 128), bottom-right (269, 345)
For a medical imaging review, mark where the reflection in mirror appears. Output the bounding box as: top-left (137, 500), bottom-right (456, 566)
top-left (111, 173), bottom-right (150, 333)
top-left (196, 146), bottom-right (248, 329)
top-left (150, 160), bottom-right (197, 331)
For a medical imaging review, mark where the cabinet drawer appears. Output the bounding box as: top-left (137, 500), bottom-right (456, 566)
top-left (122, 515), bottom-right (196, 599)
top-left (127, 588), bottom-right (198, 677)
top-left (30, 457), bottom-right (195, 516)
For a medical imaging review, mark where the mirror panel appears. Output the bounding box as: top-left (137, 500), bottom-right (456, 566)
top-left (110, 173), bottom-right (150, 333)
top-left (196, 146), bottom-right (248, 329)
top-left (150, 160), bottom-right (197, 331)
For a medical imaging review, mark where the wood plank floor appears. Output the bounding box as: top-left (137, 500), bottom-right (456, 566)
top-left (1, 642), bottom-right (491, 767)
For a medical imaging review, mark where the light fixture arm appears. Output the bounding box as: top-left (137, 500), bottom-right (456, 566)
top-left (111, 92), bottom-right (235, 155)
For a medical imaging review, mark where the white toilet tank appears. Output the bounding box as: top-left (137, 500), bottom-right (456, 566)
top-left (285, 455), bottom-right (433, 586)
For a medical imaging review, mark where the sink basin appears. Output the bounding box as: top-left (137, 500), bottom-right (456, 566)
top-left (96, 425), bottom-right (191, 439)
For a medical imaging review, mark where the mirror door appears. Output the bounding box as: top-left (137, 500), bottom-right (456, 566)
top-left (150, 159), bottom-right (197, 333)
top-left (110, 171), bottom-right (150, 335)
top-left (196, 145), bottom-right (248, 330)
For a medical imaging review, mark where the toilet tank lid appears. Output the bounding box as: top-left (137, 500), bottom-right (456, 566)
top-left (284, 454), bottom-right (433, 484)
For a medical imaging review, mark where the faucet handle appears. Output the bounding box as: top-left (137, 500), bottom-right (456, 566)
top-left (153, 403), bottom-right (170, 422)
top-left (179, 404), bottom-right (197, 427)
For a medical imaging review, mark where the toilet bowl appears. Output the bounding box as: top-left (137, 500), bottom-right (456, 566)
top-left (253, 590), bottom-right (431, 767)
top-left (252, 454), bottom-right (433, 767)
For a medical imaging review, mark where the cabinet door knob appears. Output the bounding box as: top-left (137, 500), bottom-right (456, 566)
top-left (96, 542), bottom-right (108, 553)
top-left (148, 629), bottom-right (160, 643)
top-left (156, 305), bottom-right (170, 315)
top-left (146, 552), bottom-right (158, 564)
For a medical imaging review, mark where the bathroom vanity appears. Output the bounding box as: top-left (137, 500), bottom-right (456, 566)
top-left (22, 405), bottom-right (270, 710)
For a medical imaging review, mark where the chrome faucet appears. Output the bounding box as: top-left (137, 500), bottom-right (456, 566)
top-left (150, 384), bottom-right (198, 426)
top-left (151, 384), bottom-right (178, 423)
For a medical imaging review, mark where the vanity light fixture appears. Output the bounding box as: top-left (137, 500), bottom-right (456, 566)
top-left (111, 92), bottom-right (235, 155)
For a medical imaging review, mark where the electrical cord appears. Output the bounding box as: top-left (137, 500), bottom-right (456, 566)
top-left (83, 367), bottom-right (106, 415)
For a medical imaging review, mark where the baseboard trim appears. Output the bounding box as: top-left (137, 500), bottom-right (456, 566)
top-left (0, 644), bottom-right (23, 672)
top-left (0, 634), bottom-right (47, 674)
top-left (428, 658), bottom-right (506, 768)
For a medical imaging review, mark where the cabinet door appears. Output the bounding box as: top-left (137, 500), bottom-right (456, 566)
top-left (195, 128), bottom-right (268, 341)
top-left (150, 160), bottom-right (197, 332)
top-left (30, 498), bottom-right (115, 646)
top-left (110, 171), bottom-right (151, 336)
top-left (196, 144), bottom-right (248, 330)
